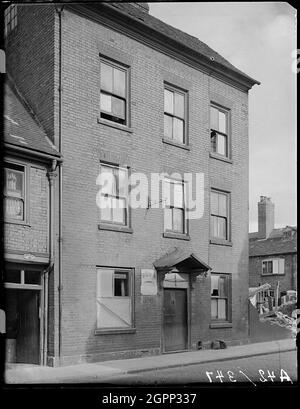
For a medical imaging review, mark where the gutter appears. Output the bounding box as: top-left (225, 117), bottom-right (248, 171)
top-left (4, 142), bottom-right (62, 162)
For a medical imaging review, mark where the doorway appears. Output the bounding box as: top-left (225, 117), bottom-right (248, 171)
top-left (163, 288), bottom-right (188, 352)
top-left (6, 289), bottom-right (41, 365)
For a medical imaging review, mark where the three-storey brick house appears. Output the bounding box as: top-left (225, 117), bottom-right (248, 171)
top-left (4, 2), bottom-right (259, 366)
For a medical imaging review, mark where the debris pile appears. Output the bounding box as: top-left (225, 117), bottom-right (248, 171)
top-left (260, 310), bottom-right (297, 337)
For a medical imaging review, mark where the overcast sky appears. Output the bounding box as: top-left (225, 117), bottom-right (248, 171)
top-left (150, 2), bottom-right (297, 232)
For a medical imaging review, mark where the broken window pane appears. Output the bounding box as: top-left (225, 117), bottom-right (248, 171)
top-left (114, 272), bottom-right (129, 296)
top-left (211, 275), bottom-right (219, 296)
top-left (211, 131), bottom-right (217, 152)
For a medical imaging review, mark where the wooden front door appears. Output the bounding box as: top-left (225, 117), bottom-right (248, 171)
top-left (16, 290), bottom-right (40, 364)
top-left (163, 288), bottom-right (187, 352)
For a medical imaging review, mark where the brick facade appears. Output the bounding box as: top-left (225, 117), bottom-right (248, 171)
top-left (5, 3), bottom-right (258, 366)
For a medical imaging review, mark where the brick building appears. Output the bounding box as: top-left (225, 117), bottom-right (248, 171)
top-left (3, 3), bottom-right (259, 366)
top-left (249, 196), bottom-right (297, 308)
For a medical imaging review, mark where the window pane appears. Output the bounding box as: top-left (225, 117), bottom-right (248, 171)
top-left (211, 215), bottom-right (218, 238)
top-left (5, 197), bottom-right (24, 220)
top-left (211, 275), bottom-right (219, 296)
top-left (112, 198), bottom-right (126, 224)
top-left (100, 92), bottom-right (112, 113)
top-left (210, 106), bottom-right (219, 130)
top-left (219, 111), bottom-right (226, 133)
top-left (173, 208), bottom-right (184, 232)
top-left (262, 262), bottom-right (267, 274)
top-left (101, 63), bottom-right (113, 93)
top-left (116, 168), bottom-right (127, 197)
top-left (4, 270), bottom-right (20, 284)
top-left (98, 269), bottom-right (114, 297)
top-left (211, 131), bottom-right (217, 152)
top-left (100, 195), bottom-right (112, 222)
top-left (219, 276), bottom-right (227, 297)
top-left (211, 299), bottom-right (218, 319)
top-left (112, 97), bottom-right (125, 119)
top-left (5, 168), bottom-right (24, 197)
top-left (211, 192), bottom-right (219, 214)
top-left (218, 299), bottom-right (227, 319)
top-left (268, 261), bottom-right (273, 274)
top-left (218, 217), bottom-right (227, 239)
top-left (174, 92), bottom-right (184, 118)
top-left (164, 89), bottom-right (173, 114)
top-left (100, 166), bottom-right (115, 195)
top-left (218, 193), bottom-right (227, 217)
top-left (25, 271), bottom-right (40, 285)
top-left (164, 114), bottom-right (172, 139)
top-left (173, 182), bottom-right (184, 208)
top-left (217, 133), bottom-right (227, 156)
top-left (164, 208), bottom-right (172, 231)
top-left (113, 68), bottom-right (126, 98)
top-left (173, 117), bottom-right (184, 143)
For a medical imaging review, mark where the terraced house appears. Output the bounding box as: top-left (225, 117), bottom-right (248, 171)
top-left (3, 2), bottom-right (259, 366)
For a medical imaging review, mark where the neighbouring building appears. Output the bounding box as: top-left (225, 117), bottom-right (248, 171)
top-left (249, 196), bottom-right (297, 310)
top-left (3, 79), bottom-right (61, 365)
top-left (3, 2), bottom-right (259, 366)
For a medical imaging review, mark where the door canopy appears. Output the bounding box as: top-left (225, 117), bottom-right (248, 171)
top-left (153, 247), bottom-right (211, 288)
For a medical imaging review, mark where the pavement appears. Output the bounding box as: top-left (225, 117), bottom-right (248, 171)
top-left (4, 338), bottom-right (297, 384)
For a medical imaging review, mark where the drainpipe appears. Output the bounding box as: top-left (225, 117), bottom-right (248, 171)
top-left (55, 3), bottom-right (64, 363)
top-left (45, 159), bottom-right (58, 365)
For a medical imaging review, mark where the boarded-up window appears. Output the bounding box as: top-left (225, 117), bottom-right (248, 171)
top-left (96, 268), bottom-right (133, 329)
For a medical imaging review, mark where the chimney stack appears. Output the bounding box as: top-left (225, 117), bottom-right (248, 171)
top-left (258, 196), bottom-right (275, 239)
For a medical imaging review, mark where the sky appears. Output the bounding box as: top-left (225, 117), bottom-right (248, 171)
top-left (150, 2), bottom-right (297, 232)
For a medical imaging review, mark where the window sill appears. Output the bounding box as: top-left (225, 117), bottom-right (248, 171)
top-left (261, 273), bottom-right (285, 277)
top-left (162, 138), bottom-right (191, 151)
top-left (209, 152), bottom-right (233, 164)
top-left (4, 220), bottom-right (31, 227)
top-left (210, 239), bottom-right (232, 247)
top-left (95, 328), bottom-right (136, 335)
top-left (97, 117), bottom-right (133, 133)
top-left (163, 232), bottom-right (190, 241)
top-left (98, 224), bottom-right (133, 234)
top-left (210, 322), bottom-right (232, 329)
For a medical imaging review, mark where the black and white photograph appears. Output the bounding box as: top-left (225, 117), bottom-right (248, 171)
top-left (0, 0), bottom-right (297, 397)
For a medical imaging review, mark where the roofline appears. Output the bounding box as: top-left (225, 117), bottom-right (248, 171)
top-left (249, 251), bottom-right (297, 257)
top-left (67, 3), bottom-right (260, 91)
top-left (5, 142), bottom-right (63, 162)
